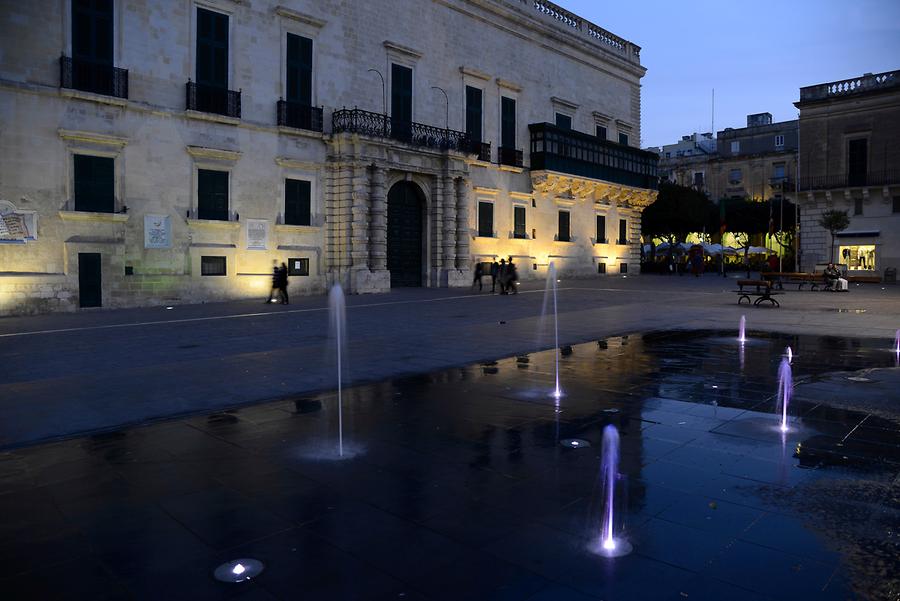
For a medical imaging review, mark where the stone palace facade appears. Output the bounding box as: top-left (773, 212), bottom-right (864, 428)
top-left (0, 0), bottom-right (658, 314)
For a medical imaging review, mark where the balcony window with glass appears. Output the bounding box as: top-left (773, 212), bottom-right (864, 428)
top-left (62, 0), bottom-right (128, 98)
top-left (596, 125), bottom-right (607, 140)
top-left (596, 214), bottom-right (607, 243)
top-left (197, 169), bottom-right (229, 221)
top-left (618, 132), bottom-right (629, 146)
top-left (478, 201), bottom-right (493, 237)
top-left (499, 97), bottom-right (522, 167)
top-left (284, 179), bottom-right (311, 226)
top-left (557, 211), bottom-right (570, 242)
top-left (555, 113), bottom-right (572, 130)
top-left (277, 33), bottom-right (322, 131)
top-left (513, 206), bottom-right (526, 239)
top-left (729, 169), bottom-right (742, 184)
top-left (188, 8), bottom-right (241, 118)
top-left (618, 219), bottom-right (627, 245)
top-left (73, 154), bottom-right (114, 213)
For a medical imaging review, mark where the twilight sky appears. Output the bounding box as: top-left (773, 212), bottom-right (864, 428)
top-left (560, 0), bottom-right (900, 148)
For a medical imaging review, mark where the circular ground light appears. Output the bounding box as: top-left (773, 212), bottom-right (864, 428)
top-left (560, 438), bottom-right (591, 449)
top-left (213, 559), bottom-right (265, 583)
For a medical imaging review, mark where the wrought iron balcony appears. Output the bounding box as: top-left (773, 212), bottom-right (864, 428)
top-left (186, 81), bottom-right (241, 118)
top-left (331, 108), bottom-right (472, 152)
top-left (59, 56), bottom-right (128, 99)
top-left (769, 176), bottom-right (793, 188)
top-left (499, 147), bottom-right (524, 168)
top-left (277, 100), bottom-right (323, 132)
top-left (472, 141), bottom-right (491, 162)
top-left (799, 170), bottom-right (900, 191)
top-left (529, 122), bottom-right (659, 190)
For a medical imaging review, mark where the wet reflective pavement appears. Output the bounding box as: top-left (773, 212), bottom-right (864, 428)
top-left (1, 330), bottom-right (898, 600)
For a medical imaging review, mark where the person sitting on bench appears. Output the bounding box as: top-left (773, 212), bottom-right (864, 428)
top-left (823, 263), bottom-right (840, 290)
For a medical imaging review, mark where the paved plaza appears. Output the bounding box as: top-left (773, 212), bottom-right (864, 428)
top-left (1, 275), bottom-right (899, 600)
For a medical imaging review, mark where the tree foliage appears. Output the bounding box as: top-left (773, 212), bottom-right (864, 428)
top-left (819, 209), bottom-right (850, 262)
top-left (642, 182), bottom-right (716, 244)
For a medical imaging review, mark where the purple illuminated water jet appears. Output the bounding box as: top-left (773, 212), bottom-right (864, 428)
top-left (786, 346), bottom-right (793, 363)
top-left (738, 315), bottom-right (746, 343)
top-left (591, 425), bottom-right (632, 557)
top-left (329, 284), bottom-right (346, 457)
top-left (542, 262), bottom-right (562, 400)
top-left (776, 358), bottom-right (792, 432)
top-left (894, 329), bottom-right (899, 353)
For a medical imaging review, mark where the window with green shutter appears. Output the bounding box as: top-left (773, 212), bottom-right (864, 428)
top-left (196, 7), bottom-right (228, 88)
top-left (558, 211), bottom-right (571, 242)
top-left (284, 179), bottom-right (311, 226)
top-left (596, 214), bottom-right (606, 243)
top-left (501, 97), bottom-right (516, 149)
top-left (286, 33), bottom-right (312, 106)
top-left (513, 206), bottom-right (526, 238)
top-left (465, 86), bottom-right (482, 143)
top-left (478, 202), bottom-right (493, 238)
top-left (198, 169), bottom-right (229, 221)
top-left (73, 154), bottom-right (114, 213)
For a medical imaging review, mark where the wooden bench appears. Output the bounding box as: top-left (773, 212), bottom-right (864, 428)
top-left (735, 279), bottom-right (784, 307)
top-left (762, 272), bottom-right (821, 291)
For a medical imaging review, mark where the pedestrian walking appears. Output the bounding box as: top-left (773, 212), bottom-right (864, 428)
top-left (277, 262), bottom-right (290, 304)
top-left (265, 260), bottom-right (279, 303)
top-left (498, 259), bottom-right (508, 294)
top-left (490, 260), bottom-right (500, 293)
top-left (472, 262), bottom-right (484, 291)
top-left (507, 256), bottom-right (518, 294)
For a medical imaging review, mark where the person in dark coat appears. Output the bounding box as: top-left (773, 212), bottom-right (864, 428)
top-left (507, 256), bottom-right (519, 294)
top-left (498, 259), bottom-right (508, 294)
top-left (265, 260), bottom-right (279, 303)
top-left (472, 262), bottom-right (484, 291)
top-left (490, 260), bottom-right (500, 293)
top-left (277, 262), bottom-right (289, 304)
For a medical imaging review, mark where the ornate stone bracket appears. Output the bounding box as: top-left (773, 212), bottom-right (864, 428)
top-left (530, 171), bottom-right (657, 209)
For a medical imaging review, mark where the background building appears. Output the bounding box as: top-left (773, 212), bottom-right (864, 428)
top-left (0, 0), bottom-right (657, 314)
top-left (796, 70), bottom-right (900, 275)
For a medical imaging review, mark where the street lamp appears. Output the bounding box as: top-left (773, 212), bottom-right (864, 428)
top-left (431, 86), bottom-right (449, 130)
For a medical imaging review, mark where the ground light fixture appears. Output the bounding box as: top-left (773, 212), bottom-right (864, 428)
top-left (560, 438), bottom-right (590, 449)
top-left (213, 559), bottom-right (264, 583)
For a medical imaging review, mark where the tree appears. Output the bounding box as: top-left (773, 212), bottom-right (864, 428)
top-left (642, 182), bottom-right (716, 250)
top-left (819, 209), bottom-right (850, 263)
top-left (768, 198), bottom-right (797, 268)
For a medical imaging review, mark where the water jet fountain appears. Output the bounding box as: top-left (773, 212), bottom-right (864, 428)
top-left (540, 262), bottom-right (563, 401)
top-left (591, 425), bottom-right (632, 557)
top-left (776, 358), bottom-right (792, 432)
top-left (894, 330), bottom-right (899, 353)
top-left (786, 346), bottom-right (793, 364)
top-left (738, 315), bottom-right (747, 343)
top-left (329, 284), bottom-right (346, 457)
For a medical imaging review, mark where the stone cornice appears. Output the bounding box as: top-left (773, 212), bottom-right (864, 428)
top-left (496, 78), bottom-right (522, 92)
top-left (186, 146), bottom-right (241, 163)
top-left (592, 111), bottom-right (612, 125)
top-left (531, 171), bottom-right (658, 209)
top-left (473, 186), bottom-right (500, 196)
top-left (551, 96), bottom-right (580, 111)
top-left (57, 129), bottom-right (128, 150)
top-left (615, 119), bottom-right (634, 131)
top-left (274, 6), bottom-right (327, 28)
top-left (275, 157), bottom-right (320, 171)
top-left (186, 218), bottom-right (241, 231)
top-left (383, 40), bottom-right (423, 59)
top-left (460, 66), bottom-right (491, 81)
top-left (58, 210), bottom-right (129, 223)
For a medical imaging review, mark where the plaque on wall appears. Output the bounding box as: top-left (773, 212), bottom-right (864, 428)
top-left (0, 200), bottom-right (37, 244)
top-left (247, 219), bottom-right (268, 250)
top-left (144, 214), bottom-right (171, 248)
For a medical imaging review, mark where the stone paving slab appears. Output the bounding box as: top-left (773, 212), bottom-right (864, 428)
top-left (1, 275), bottom-right (898, 448)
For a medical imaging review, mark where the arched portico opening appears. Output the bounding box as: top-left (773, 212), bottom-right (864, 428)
top-left (386, 181), bottom-right (425, 287)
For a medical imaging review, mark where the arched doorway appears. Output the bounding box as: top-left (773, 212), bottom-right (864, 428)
top-left (387, 181), bottom-right (425, 287)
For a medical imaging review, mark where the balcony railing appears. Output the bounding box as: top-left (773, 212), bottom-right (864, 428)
top-left (800, 70), bottom-right (898, 102)
top-left (529, 122), bottom-right (659, 190)
top-left (499, 146), bottom-right (524, 168)
top-left (331, 108), bottom-right (472, 152)
top-left (769, 176), bottom-right (793, 188)
top-left (277, 100), bottom-right (323, 132)
top-left (60, 56), bottom-right (128, 99)
top-left (799, 170), bottom-right (900, 191)
top-left (472, 141), bottom-right (491, 162)
top-left (186, 81), bottom-right (241, 118)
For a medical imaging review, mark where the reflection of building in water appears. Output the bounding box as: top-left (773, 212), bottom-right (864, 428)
top-left (795, 70), bottom-right (900, 275)
top-left (0, 0), bottom-right (657, 315)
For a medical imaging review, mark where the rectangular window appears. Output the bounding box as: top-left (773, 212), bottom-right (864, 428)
top-left (893, 196), bottom-right (900, 213)
top-left (73, 154), bottom-right (114, 213)
top-left (513, 206), bottom-right (526, 238)
top-left (596, 214), bottom-right (606, 243)
top-left (665, 151), bottom-right (671, 158)
top-left (775, 134), bottom-right (784, 149)
top-left (288, 257), bottom-right (309, 276)
top-left (391, 63), bottom-right (413, 141)
top-left (285, 33), bottom-right (312, 106)
top-left (729, 168), bottom-right (742, 183)
top-left (596, 125), bottom-right (607, 140)
top-left (620, 263), bottom-right (628, 274)
top-left (201, 256), bottom-right (226, 276)
top-left (773, 163), bottom-right (785, 179)
top-left (618, 132), bottom-right (629, 146)
top-left (557, 211), bottom-right (570, 242)
top-left (693, 172), bottom-right (705, 187)
top-left (501, 96), bottom-right (516, 149)
top-left (284, 178), bottom-right (311, 226)
top-left (854, 197), bottom-right (863, 216)
top-left (465, 86), bottom-right (483, 143)
top-left (71, 0), bottom-right (114, 95)
top-left (197, 169), bottom-right (229, 221)
top-left (618, 219), bottom-right (627, 244)
top-left (848, 139), bottom-right (867, 186)
top-left (839, 245), bottom-right (875, 271)
top-left (555, 113), bottom-right (572, 130)
top-left (730, 141), bottom-right (740, 153)
top-left (196, 7), bottom-right (228, 88)
top-left (478, 201), bottom-right (493, 237)
top-left (598, 262), bottom-right (606, 274)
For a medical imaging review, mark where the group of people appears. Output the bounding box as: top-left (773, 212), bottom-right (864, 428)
top-left (266, 260), bottom-right (290, 304)
top-left (472, 256), bottom-right (519, 294)
top-left (823, 262), bottom-right (847, 291)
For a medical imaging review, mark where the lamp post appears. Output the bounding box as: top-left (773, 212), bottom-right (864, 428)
top-left (431, 86), bottom-right (449, 130)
